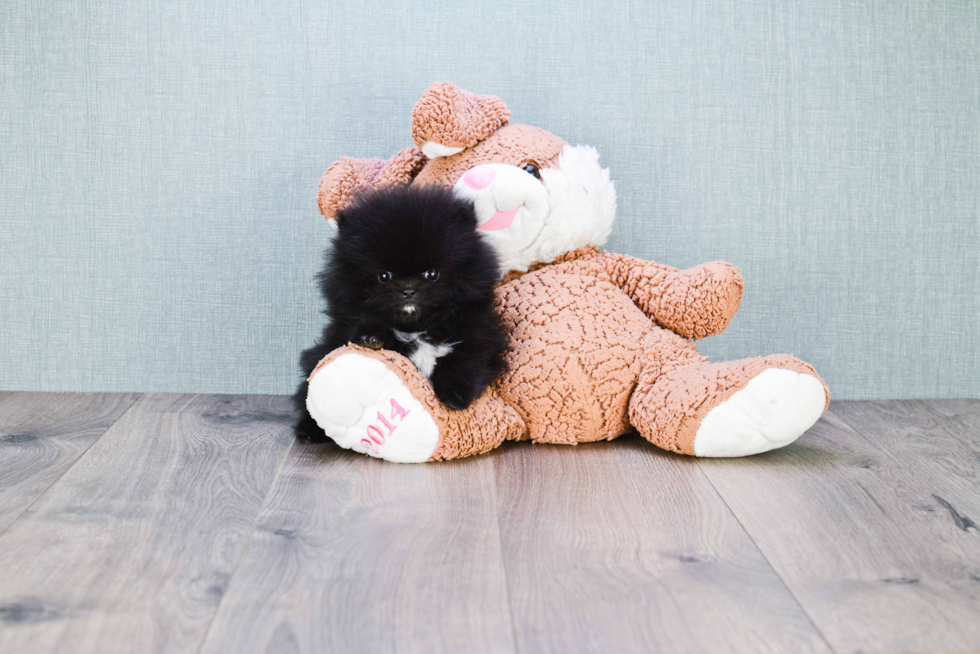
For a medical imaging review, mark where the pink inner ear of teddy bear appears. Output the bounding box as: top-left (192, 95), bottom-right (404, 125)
top-left (411, 82), bottom-right (510, 151)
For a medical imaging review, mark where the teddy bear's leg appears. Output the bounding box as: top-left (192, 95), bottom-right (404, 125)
top-left (305, 345), bottom-right (525, 463)
top-left (628, 332), bottom-right (829, 457)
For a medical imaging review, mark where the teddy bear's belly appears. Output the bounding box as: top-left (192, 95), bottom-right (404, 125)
top-left (494, 272), bottom-right (656, 444)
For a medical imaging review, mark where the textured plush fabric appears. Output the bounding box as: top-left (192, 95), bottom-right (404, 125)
top-left (411, 82), bottom-right (510, 151)
top-left (414, 124), bottom-right (566, 189)
top-left (600, 252), bottom-right (744, 340)
top-left (494, 249), bottom-right (657, 445)
top-left (317, 157), bottom-right (386, 222)
top-left (309, 344), bottom-right (525, 461)
top-left (317, 148), bottom-right (428, 221)
top-left (311, 247), bottom-right (829, 460)
top-left (320, 123), bottom-right (568, 216)
top-left (495, 247), bottom-right (828, 453)
top-left (630, 353), bottom-right (827, 455)
top-left (309, 83), bottom-right (830, 459)
top-left (2, 0), bottom-right (978, 398)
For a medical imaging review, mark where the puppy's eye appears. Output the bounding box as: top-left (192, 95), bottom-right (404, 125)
top-left (522, 164), bottom-right (541, 179)
top-left (378, 271), bottom-right (392, 283)
top-left (423, 269), bottom-right (439, 282)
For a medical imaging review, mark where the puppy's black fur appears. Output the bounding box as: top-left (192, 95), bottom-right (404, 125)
top-left (292, 185), bottom-right (507, 442)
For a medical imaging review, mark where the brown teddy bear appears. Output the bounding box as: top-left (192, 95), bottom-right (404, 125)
top-left (305, 82), bottom-right (829, 463)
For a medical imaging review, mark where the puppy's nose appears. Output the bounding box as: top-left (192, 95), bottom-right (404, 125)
top-left (463, 166), bottom-right (495, 190)
top-left (402, 288), bottom-right (416, 299)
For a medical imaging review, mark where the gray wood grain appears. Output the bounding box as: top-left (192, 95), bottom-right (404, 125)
top-left (698, 402), bottom-right (980, 654)
top-left (834, 400), bottom-right (980, 514)
top-left (493, 436), bottom-right (831, 654)
top-left (0, 392), bottom-right (141, 535)
top-left (0, 393), bottom-right (294, 654)
top-left (200, 441), bottom-right (516, 654)
top-left (4, 395), bottom-right (977, 654)
top-left (923, 398), bottom-right (980, 419)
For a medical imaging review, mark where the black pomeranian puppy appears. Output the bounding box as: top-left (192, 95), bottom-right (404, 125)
top-left (292, 185), bottom-right (507, 442)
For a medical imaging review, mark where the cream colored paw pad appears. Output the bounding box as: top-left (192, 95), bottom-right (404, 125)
top-left (693, 369), bottom-right (826, 458)
top-left (306, 353), bottom-right (440, 463)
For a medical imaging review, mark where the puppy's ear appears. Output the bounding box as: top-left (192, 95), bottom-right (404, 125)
top-left (411, 82), bottom-right (509, 159)
top-left (317, 147), bottom-right (427, 226)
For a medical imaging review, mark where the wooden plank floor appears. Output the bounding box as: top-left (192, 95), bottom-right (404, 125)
top-left (0, 394), bottom-right (978, 653)
top-left (0, 392), bottom-right (141, 536)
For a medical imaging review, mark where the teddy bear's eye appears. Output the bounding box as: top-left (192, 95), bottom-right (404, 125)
top-left (423, 269), bottom-right (439, 282)
top-left (522, 164), bottom-right (541, 179)
top-left (378, 271), bottom-right (392, 283)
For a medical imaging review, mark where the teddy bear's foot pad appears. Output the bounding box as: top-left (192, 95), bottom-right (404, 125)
top-left (306, 353), bottom-right (440, 463)
top-left (693, 369), bottom-right (826, 457)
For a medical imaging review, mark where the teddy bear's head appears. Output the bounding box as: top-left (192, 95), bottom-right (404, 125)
top-left (318, 82), bottom-right (616, 274)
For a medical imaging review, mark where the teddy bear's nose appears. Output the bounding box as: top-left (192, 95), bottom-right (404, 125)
top-left (463, 166), bottom-right (496, 190)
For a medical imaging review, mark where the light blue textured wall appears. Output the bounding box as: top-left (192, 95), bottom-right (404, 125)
top-left (1, 0), bottom-right (978, 398)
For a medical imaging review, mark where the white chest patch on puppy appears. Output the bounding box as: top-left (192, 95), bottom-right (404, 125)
top-left (393, 330), bottom-right (454, 378)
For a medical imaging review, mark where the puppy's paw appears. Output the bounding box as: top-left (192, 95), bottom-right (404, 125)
top-left (432, 376), bottom-right (479, 411)
top-left (356, 334), bottom-right (385, 350)
top-left (294, 412), bottom-right (328, 443)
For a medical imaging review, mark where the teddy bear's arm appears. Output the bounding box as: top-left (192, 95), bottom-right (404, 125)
top-left (598, 252), bottom-right (744, 340)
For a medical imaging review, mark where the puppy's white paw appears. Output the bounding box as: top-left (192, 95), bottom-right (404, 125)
top-left (306, 353), bottom-right (440, 463)
top-left (693, 368), bottom-right (826, 458)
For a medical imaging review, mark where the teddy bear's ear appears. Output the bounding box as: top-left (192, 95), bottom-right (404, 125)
top-left (317, 147), bottom-right (427, 226)
top-left (373, 146), bottom-right (428, 187)
top-left (411, 82), bottom-right (509, 159)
